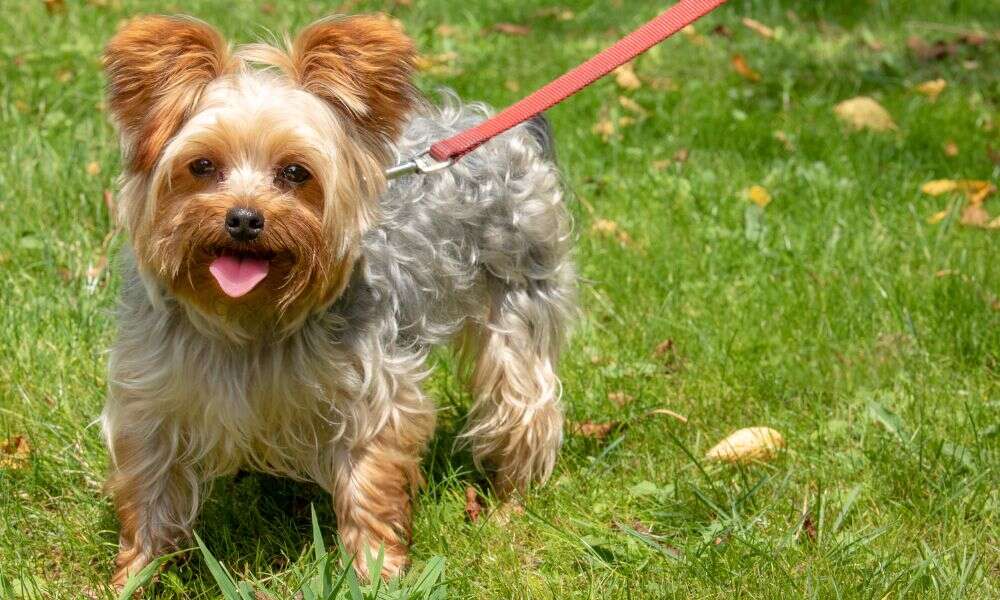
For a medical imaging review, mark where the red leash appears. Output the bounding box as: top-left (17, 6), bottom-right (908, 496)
top-left (387, 0), bottom-right (729, 178)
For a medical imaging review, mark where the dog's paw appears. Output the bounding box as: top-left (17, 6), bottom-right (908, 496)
top-left (350, 544), bottom-right (409, 582)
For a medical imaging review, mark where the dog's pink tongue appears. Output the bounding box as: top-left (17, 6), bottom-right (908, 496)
top-left (209, 255), bottom-right (270, 298)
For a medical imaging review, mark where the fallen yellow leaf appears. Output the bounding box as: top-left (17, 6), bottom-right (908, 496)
top-left (926, 210), bottom-right (948, 224)
top-left (613, 63), bottom-right (642, 90)
top-left (915, 78), bottom-right (946, 102)
top-left (705, 427), bottom-right (785, 464)
top-left (414, 52), bottom-right (460, 76)
top-left (920, 179), bottom-right (993, 202)
top-left (591, 218), bottom-right (632, 245)
top-left (742, 17), bottom-right (774, 39)
top-left (86, 161), bottom-right (101, 176)
top-left (731, 53), bottom-right (761, 82)
top-left (489, 23), bottom-right (531, 36)
top-left (0, 435), bottom-right (30, 470)
top-left (592, 118), bottom-right (615, 141)
top-left (746, 185), bottom-right (772, 208)
top-left (618, 96), bottom-right (648, 117)
top-left (943, 141), bottom-right (959, 157)
top-left (834, 96), bottom-right (896, 132)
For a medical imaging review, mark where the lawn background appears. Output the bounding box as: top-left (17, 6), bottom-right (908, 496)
top-left (0, 0), bottom-right (998, 598)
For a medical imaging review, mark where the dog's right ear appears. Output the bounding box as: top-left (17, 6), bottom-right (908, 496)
top-left (104, 16), bottom-right (230, 172)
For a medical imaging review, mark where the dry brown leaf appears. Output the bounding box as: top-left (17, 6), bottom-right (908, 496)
top-left (56, 69), bottom-right (73, 83)
top-left (490, 23), bottom-right (531, 36)
top-left (618, 116), bottom-right (636, 128)
top-left (43, 0), bottom-right (65, 14)
top-left (907, 36), bottom-right (957, 61)
top-left (960, 204), bottom-right (991, 228)
top-left (0, 435), bottom-right (30, 470)
top-left (651, 159), bottom-right (672, 171)
top-left (833, 96), bottom-right (896, 132)
top-left (607, 391), bottom-right (634, 407)
top-left (711, 24), bottom-right (733, 38)
top-left (926, 210), bottom-right (948, 225)
top-left (618, 96), bottom-right (648, 117)
top-left (742, 17), bottom-right (774, 39)
top-left (801, 512), bottom-right (817, 543)
top-left (943, 141), bottom-right (959, 157)
top-left (915, 78), bottom-right (946, 102)
top-left (573, 420), bottom-right (616, 440)
top-left (746, 185), bottom-right (772, 208)
top-left (86, 161), bottom-right (101, 176)
top-left (705, 427), bottom-right (785, 464)
top-left (464, 486), bottom-right (483, 522)
top-left (653, 339), bottom-right (675, 357)
top-left (673, 148), bottom-right (690, 164)
top-left (504, 79), bottom-right (520, 92)
top-left (730, 54), bottom-right (761, 82)
top-left (613, 63), bottom-right (642, 90)
top-left (773, 130), bottom-right (794, 151)
top-left (259, 2), bottom-right (276, 14)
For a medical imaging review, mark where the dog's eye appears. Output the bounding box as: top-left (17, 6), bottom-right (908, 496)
top-left (280, 164), bottom-right (311, 184)
top-left (189, 158), bottom-right (216, 177)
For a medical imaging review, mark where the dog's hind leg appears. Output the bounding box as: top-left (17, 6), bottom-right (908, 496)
top-left (462, 274), bottom-right (574, 495)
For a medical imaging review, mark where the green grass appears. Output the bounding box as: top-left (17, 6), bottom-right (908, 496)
top-left (1, 0), bottom-right (998, 598)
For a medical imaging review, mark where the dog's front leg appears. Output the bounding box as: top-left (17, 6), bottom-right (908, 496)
top-left (105, 426), bottom-right (199, 589)
top-left (330, 379), bottom-right (434, 581)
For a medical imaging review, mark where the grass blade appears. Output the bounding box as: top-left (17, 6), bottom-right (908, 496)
top-left (833, 484), bottom-right (863, 533)
top-left (116, 551), bottom-right (186, 600)
top-left (194, 531), bottom-right (241, 599)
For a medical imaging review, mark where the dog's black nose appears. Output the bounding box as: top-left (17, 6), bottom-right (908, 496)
top-left (225, 207), bottom-right (264, 242)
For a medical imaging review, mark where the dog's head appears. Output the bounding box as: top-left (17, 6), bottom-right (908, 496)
top-left (104, 15), bottom-right (415, 330)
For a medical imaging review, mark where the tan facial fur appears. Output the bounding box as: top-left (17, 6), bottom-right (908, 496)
top-left (104, 15), bottom-right (413, 333)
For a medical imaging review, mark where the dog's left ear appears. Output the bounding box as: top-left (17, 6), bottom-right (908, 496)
top-left (290, 15), bottom-right (416, 150)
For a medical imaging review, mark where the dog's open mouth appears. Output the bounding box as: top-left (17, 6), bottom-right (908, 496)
top-left (208, 250), bottom-right (274, 298)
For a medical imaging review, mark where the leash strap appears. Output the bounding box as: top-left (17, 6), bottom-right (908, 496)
top-left (417, 0), bottom-right (729, 170)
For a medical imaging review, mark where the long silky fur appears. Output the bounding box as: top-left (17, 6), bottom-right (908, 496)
top-left (103, 54), bottom-right (575, 582)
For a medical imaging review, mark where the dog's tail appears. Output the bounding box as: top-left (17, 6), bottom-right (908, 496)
top-left (525, 113), bottom-right (556, 163)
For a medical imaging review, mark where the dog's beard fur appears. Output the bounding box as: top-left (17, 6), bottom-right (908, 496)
top-left (100, 13), bottom-right (574, 590)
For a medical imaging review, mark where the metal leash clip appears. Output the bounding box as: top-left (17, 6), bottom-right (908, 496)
top-left (385, 152), bottom-right (454, 180)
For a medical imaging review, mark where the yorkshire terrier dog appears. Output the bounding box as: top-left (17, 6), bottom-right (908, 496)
top-left (100, 14), bottom-right (574, 587)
